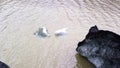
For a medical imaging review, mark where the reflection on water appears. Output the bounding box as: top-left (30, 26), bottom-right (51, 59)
top-left (75, 54), bottom-right (95, 68)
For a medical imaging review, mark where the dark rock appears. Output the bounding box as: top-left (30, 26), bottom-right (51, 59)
top-left (76, 26), bottom-right (120, 68)
top-left (0, 61), bottom-right (9, 68)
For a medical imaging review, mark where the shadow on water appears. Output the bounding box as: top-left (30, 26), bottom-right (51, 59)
top-left (74, 53), bottom-right (95, 68)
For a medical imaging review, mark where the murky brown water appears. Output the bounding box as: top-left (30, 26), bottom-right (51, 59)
top-left (0, 0), bottom-right (120, 68)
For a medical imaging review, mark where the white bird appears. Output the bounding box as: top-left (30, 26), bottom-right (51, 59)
top-left (54, 28), bottom-right (68, 36)
top-left (35, 27), bottom-right (50, 37)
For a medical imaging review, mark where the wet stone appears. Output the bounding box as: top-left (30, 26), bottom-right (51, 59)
top-left (76, 26), bottom-right (120, 68)
top-left (0, 61), bottom-right (9, 68)
top-left (54, 28), bottom-right (68, 37)
top-left (34, 27), bottom-right (50, 38)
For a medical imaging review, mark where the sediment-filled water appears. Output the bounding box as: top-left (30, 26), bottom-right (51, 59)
top-left (0, 0), bottom-right (120, 68)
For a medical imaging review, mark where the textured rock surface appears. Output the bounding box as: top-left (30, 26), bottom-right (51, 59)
top-left (76, 26), bottom-right (120, 68)
top-left (0, 0), bottom-right (120, 68)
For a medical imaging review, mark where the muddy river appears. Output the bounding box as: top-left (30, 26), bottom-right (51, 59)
top-left (0, 0), bottom-right (120, 68)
